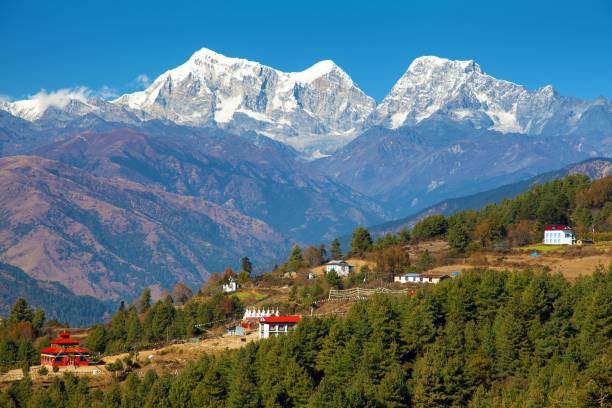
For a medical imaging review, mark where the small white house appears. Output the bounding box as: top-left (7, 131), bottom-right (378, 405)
top-left (325, 260), bottom-right (353, 277)
top-left (222, 277), bottom-right (239, 293)
top-left (394, 272), bottom-right (449, 284)
top-left (395, 273), bottom-right (422, 283)
top-left (421, 272), bottom-right (450, 284)
top-left (543, 225), bottom-right (576, 245)
top-left (258, 315), bottom-right (301, 339)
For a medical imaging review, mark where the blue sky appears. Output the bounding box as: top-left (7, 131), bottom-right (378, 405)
top-left (1, 0), bottom-right (610, 102)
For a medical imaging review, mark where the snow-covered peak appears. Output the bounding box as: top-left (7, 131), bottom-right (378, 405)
top-left (113, 48), bottom-right (374, 155)
top-left (4, 88), bottom-right (95, 121)
top-left (371, 55), bottom-right (588, 134)
top-left (407, 56), bottom-right (482, 75)
top-left (292, 60), bottom-right (342, 82)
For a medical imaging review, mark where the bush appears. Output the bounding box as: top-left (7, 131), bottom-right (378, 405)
top-left (52, 365), bottom-right (59, 373)
top-left (325, 270), bottom-right (343, 289)
top-left (38, 366), bottom-right (48, 376)
top-left (106, 360), bottom-right (124, 372)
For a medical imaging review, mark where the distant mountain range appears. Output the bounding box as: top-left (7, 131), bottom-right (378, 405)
top-left (367, 157), bottom-right (612, 235)
top-left (0, 48), bottom-right (610, 316)
top-left (1, 50), bottom-right (610, 157)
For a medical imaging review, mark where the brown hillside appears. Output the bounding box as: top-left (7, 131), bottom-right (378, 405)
top-left (0, 155), bottom-right (285, 300)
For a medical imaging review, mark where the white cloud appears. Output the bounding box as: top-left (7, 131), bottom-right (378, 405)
top-left (29, 87), bottom-right (91, 110)
top-left (135, 74), bottom-right (151, 88)
top-left (5, 87), bottom-right (93, 120)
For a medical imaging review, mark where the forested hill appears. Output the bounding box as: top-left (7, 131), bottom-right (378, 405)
top-left (408, 174), bottom-right (612, 252)
top-left (0, 263), bottom-right (112, 326)
top-left (2, 267), bottom-right (610, 406)
top-left (368, 157), bottom-right (611, 236)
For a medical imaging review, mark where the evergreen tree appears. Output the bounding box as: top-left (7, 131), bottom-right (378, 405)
top-left (448, 222), bottom-right (471, 252)
top-left (318, 243), bottom-right (328, 263)
top-left (8, 298), bottom-right (33, 324)
top-left (241, 256), bottom-right (253, 275)
top-left (287, 245), bottom-right (305, 270)
top-left (31, 309), bottom-right (45, 334)
top-left (138, 288), bottom-right (151, 313)
top-left (350, 227), bottom-right (373, 257)
top-left (330, 238), bottom-right (342, 260)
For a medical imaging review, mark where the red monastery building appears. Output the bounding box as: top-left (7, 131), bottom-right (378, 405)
top-left (40, 331), bottom-right (90, 367)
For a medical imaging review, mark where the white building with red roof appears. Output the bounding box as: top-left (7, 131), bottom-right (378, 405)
top-left (543, 225), bottom-right (576, 245)
top-left (258, 315), bottom-right (301, 339)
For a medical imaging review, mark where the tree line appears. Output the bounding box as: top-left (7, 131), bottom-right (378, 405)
top-left (2, 265), bottom-right (610, 407)
top-left (411, 175), bottom-right (611, 252)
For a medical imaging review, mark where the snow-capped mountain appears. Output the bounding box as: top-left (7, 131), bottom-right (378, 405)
top-left (1, 51), bottom-right (610, 157)
top-left (113, 48), bottom-right (375, 155)
top-left (372, 56), bottom-right (609, 135)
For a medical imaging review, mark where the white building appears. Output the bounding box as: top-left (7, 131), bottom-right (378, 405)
top-left (543, 225), bottom-right (576, 245)
top-left (242, 307), bottom-right (279, 320)
top-left (222, 277), bottom-right (239, 293)
top-left (325, 260), bottom-right (353, 277)
top-left (394, 272), bottom-right (449, 284)
top-left (258, 315), bottom-right (301, 339)
top-left (394, 273), bottom-right (422, 283)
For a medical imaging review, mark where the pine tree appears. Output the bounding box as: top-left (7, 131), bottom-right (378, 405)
top-left (241, 257), bottom-right (253, 275)
top-left (350, 227), bottom-right (373, 257)
top-left (330, 238), bottom-right (342, 260)
top-left (318, 243), bottom-right (328, 263)
top-left (139, 287), bottom-right (152, 312)
top-left (376, 363), bottom-right (409, 408)
top-left (226, 354), bottom-right (260, 408)
top-left (8, 298), bottom-right (33, 324)
top-left (31, 309), bottom-right (45, 334)
top-left (287, 245), bottom-right (305, 270)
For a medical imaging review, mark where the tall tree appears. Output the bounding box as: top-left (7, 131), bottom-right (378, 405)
top-left (138, 287), bottom-right (152, 313)
top-left (8, 298), bottom-right (33, 324)
top-left (241, 257), bottom-right (253, 275)
top-left (351, 227), bottom-right (373, 257)
top-left (319, 243), bottom-right (328, 263)
top-left (330, 238), bottom-right (343, 260)
top-left (287, 245), bottom-right (305, 270)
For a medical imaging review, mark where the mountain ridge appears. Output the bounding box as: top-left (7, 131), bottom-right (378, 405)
top-left (2, 49), bottom-right (609, 157)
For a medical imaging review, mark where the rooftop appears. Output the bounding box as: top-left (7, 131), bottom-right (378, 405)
top-left (260, 315), bottom-right (301, 324)
top-left (544, 225), bottom-right (572, 231)
top-left (40, 346), bottom-right (90, 354)
top-left (326, 260), bottom-right (351, 265)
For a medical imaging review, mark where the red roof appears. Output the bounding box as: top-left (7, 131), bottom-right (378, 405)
top-left (544, 225), bottom-right (572, 231)
top-left (40, 346), bottom-right (90, 354)
top-left (50, 338), bottom-right (79, 345)
top-left (50, 330), bottom-right (79, 345)
top-left (260, 315), bottom-right (301, 324)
